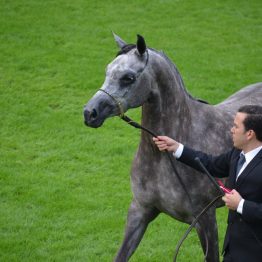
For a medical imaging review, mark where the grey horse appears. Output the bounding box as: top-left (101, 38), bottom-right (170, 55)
top-left (84, 34), bottom-right (262, 261)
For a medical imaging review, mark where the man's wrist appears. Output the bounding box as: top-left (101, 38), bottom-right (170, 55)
top-left (173, 143), bottom-right (184, 159)
top-left (237, 198), bottom-right (245, 214)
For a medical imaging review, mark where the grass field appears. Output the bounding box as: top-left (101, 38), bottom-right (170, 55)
top-left (1, 1), bottom-right (261, 261)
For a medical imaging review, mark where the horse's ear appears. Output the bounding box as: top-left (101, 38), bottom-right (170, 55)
top-left (137, 34), bottom-right (146, 56)
top-left (112, 32), bottom-right (127, 49)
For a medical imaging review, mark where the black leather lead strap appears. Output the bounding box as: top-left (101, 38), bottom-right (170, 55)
top-left (98, 88), bottom-right (215, 261)
top-left (121, 114), bottom-right (195, 208)
top-left (121, 114), bottom-right (224, 262)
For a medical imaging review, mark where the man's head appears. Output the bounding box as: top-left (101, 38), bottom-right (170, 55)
top-left (231, 105), bottom-right (262, 151)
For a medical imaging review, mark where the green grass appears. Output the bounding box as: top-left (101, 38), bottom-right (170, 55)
top-left (0, 0), bottom-right (261, 261)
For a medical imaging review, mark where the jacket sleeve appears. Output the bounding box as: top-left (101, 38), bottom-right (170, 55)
top-left (242, 200), bottom-right (262, 223)
top-left (178, 146), bottom-right (234, 178)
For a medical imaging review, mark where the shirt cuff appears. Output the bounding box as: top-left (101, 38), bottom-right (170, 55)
top-left (173, 143), bottom-right (184, 159)
top-left (237, 199), bottom-right (245, 214)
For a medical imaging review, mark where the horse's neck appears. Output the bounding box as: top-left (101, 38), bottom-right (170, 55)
top-left (142, 81), bottom-right (193, 139)
top-left (141, 70), bottom-right (195, 141)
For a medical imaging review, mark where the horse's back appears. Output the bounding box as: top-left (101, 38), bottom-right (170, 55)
top-left (216, 82), bottom-right (262, 112)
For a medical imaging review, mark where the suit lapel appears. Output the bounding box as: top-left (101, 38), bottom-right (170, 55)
top-left (236, 149), bottom-right (262, 187)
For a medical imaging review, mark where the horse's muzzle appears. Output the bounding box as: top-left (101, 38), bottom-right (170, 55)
top-left (84, 107), bottom-right (104, 128)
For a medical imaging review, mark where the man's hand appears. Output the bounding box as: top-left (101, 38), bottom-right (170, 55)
top-left (222, 189), bottom-right (242, 210)
top-left (153, 136), bottom-right (180, 152)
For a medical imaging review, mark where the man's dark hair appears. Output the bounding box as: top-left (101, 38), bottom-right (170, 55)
top-left (238, 105), bottom-right (262, 142)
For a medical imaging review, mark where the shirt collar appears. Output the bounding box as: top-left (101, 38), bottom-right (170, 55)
top-left (241, 145), bottom-right (262, 164)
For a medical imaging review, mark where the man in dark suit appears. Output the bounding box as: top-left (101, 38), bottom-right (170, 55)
top-left (153, 105), bottom-right (262, 262)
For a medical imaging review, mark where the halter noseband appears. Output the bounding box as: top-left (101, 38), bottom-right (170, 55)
top-left (98, 88), bottom-right (125, 118)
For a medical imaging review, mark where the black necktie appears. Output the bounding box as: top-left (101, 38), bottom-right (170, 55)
top-left (236, 154), bottom-right (246, 175)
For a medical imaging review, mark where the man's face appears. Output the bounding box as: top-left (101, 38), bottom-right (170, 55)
top-left (231, 112), bottom-right (248, 150)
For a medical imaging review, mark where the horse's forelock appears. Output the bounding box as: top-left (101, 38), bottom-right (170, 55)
top-left (116, 44), bottom-right (136, 57)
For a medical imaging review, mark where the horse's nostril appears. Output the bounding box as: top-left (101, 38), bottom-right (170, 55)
top-left (90, 109), bottom-right (97, 119)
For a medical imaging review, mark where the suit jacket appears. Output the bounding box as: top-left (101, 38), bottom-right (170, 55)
top-left (178, 146), bottom-right (262, 262)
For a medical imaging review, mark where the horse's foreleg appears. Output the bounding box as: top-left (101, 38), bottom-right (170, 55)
top-left (195, 208), bottom-right (220, 262)
top-left (114, 200), bottom-right (159, 262)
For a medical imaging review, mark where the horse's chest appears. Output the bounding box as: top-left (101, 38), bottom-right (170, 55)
top-left (131, 162), bottom-right (188, 206)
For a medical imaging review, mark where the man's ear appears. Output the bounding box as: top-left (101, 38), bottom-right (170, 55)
top-left (247, 129), bottom-right (255, 140)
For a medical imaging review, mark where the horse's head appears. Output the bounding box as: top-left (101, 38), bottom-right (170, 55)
top-left (84, 34), bottom-right (153, 128)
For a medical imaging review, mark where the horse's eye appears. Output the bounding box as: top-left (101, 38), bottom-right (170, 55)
top-left (120, 73), bottom-right (136, 85)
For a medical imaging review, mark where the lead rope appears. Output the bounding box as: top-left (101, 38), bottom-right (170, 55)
top-left (120, 115), bottom-right (223, 262)
top-left (98, 90), bottom-right (191, 197)
top-left (97, 89), bottom-right (222, 261)
top-left (120, 114), bottom-right (224, 262)
top-left (121, 115), bottom-right (195, 207)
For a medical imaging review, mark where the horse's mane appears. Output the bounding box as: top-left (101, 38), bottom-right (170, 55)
top-left (116, 44), bottom-right (209, 104)
top-left (155, 49), bottom-right (209, 104)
